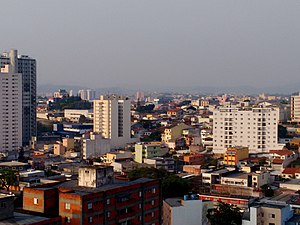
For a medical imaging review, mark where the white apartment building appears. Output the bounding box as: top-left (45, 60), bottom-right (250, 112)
top-left (78, 89), bottom-right (96, 101)
top-left (0, 65), bottom-right (23, 155)
top-left (213, 106), bottom-right (280, 154)
top-left (291, 93), bottom-right (300, 122)
top-left (93, 95), bottom-right (133, 149)
top-left (0, 49), bottom-right (36, 146)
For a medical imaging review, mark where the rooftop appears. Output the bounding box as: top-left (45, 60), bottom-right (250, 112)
top-left (0, 161), bottom-right (28, 167)
top-left (34, 177), bottom-right (155, 196)
top-left (0, 212), bottom-right (57, 225)
top-left (165, 198), bottom-right (182, 207)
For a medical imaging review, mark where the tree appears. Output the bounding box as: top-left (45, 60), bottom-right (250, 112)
top-left (207, 201), bottom-right (243, 225)
top-left (261, 184), bottom-right (274, 197)
top-left (136, 104), bottom-right (155, 113)
top-left (162, 175), bottom-right (189, 198)
top-left (278, 125), bottom-right (288, 138)
top-left (128, 167), bottom-right (190, 198)
top-left (128, 167), bottom-right (168, 181)
top-left (0, 168), bottom-right (18, 191)
top-left (79, 115), bottom-right (87, 123)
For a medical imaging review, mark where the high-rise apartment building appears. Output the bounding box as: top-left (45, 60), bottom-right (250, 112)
top-left (78, 89), bottom-right (96, 101)
top-left (0, 65), bottom-right (23, 155)
top-left (0, 49), bottom-right (36, 146)
top-left (93, 95), bottom-right (132, 148)
top-left (213, 106), bottom-right (280, 154)
top-left (291, 93), bottom-right (300, 123)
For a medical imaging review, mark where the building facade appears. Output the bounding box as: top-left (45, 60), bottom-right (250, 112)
top-left (23, 166), bottom-right (162, 225)
top-left (0, 49), bottom-right (37, 146)
top-left (0, 65), bottom-right (23, 155)
top-left (223, 147), bottom-right (249, 166)
top-left (163, 196), bottom-right (213, 225)
top-left (291, 93), bottom-right (300, 123)
top-left (213, 106), bottom-right (280, 154)
top-left (93, 95), bottom-right (132, 149)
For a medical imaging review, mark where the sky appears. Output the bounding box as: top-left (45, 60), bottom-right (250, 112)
top-left (1, 0), bottom-right (300, 90)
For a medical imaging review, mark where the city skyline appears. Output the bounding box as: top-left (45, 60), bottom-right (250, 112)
top-left (1, 1), bottom-right (300, 90)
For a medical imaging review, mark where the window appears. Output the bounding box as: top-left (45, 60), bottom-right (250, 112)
top-left (33, 198), bottom-right (38, 205)
top-left (88, 203), bottom-right (92, 209)
top-left (269, 214), bottom-right (275, 218)
top-left (0, 202), bottom-right (6, 208)
top-left (151, 200), bottom-right (155, 205)
top-left (65, 217), bottom-right (70, 223)
top-left (107, 199), bottom-right (110, 205)
top-left (139, 191), bottom-right (142, 197)
top-left (152, 188), bottom-right (156, 194)
top-left (65, 203), bottom-right (70, 210)
top-left (89, 217), bottom-right (93, 223)
top-left (107, 212), bottom-right (110, 218)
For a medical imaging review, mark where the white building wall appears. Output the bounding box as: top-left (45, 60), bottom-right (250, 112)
top-left (213, 107), bottom-right (280, 154)
top-left (82, 133), bottom-right (111, 159)
top-left (171, 200), bottom-right (203, 225)
top-left (0, 66), bottom-right (22, 154)
top-left (64, 109), bottom-right (89, 121)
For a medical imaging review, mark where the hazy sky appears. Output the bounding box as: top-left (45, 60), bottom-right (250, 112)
top-left (1, 0), bottom-right (300, 90)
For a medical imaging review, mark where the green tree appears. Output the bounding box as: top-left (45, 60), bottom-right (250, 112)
top-left (261, 184), bottom-right (274, 197)
top-left (207, 201), bottom-right (243, 225)
top-left (0, 168), bottom-right (18, 191)
top-left (128, 167), bottom-right (168, 181)
top-left (278, 125), bottom-right (288, 138)
top-left (128, 167), bottom-right (190, 198)
top-left (136, 104), bottom-right (155, 113)
top-left (79, 115), bottom-right (87, 123)
top-left (162, 175), bottom-right (189, 198)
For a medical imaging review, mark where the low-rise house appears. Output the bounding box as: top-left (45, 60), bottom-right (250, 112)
top-left (282, 168), bottom-right (300, 179)
top-left (144, 157), bottom-right (175, 172)
top-left (161, 123), bottom-right (191, 148)
top-left (134, 142), bottom-right (168, 163)
top-left (183, 165), bottom-right (201, 175)
top-left (270, 149), bottom-right (297, 168)
top-left (101, 151), bottom-right (133, 164)
top-left (223, 146), bottom-right (249, 166)
top-left (221, 171), bottom-right (270, 189)
top-left (242, 203), bottom-right (296, 225)
top-left (202, 168), bottom-right (231, 185)
top-left (183, 154), bottom-right (207, 165)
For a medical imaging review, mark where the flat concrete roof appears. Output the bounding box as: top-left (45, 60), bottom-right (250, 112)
top-left (0, 161), bottom-right (28, 167)
top-left (0, 212), bottom-right (55, 225)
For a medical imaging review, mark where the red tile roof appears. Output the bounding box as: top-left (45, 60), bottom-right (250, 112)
top-left (272, 158), bottom-right (284, 164)
top-left (269, 150), bottom-right (294, 156)
top-left (282, 168), bottom-right (300, 175)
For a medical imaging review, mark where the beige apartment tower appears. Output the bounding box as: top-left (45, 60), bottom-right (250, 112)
top-left (0, 65), bottom-right (23, 155)
top-left (291, 93), bottom-right (300, 123)
top-left (93, 95), bottom-right (132, 148)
